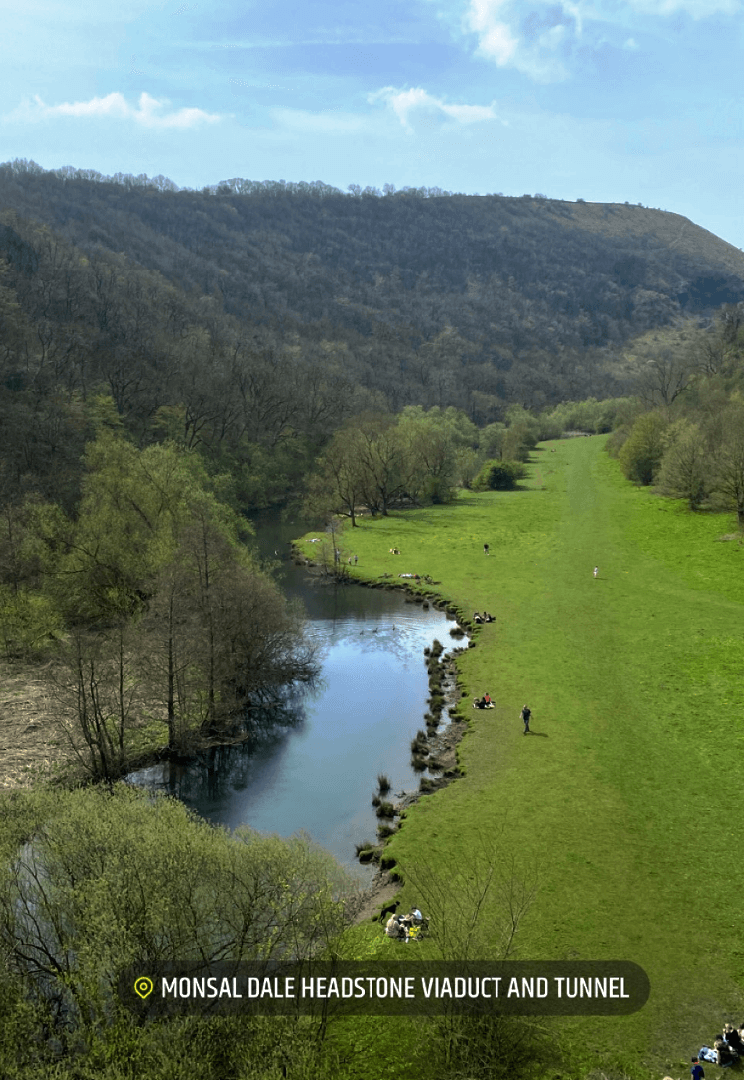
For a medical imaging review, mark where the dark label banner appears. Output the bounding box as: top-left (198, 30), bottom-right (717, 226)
top-left (120, 960), bottom-right (650, 1017)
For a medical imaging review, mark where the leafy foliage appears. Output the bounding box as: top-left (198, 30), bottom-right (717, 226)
top-left (0, 785), bottom-right (359, 1078)
top-left (472, 459), bottom-right (526, 491)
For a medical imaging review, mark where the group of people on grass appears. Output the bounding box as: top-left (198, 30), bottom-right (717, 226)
top-left (693, 1024), bottom-right (744, 1072)
top-left (473, 611), bottom-right (494, 623)
top-left (384, 907), bottom-right (427, 942)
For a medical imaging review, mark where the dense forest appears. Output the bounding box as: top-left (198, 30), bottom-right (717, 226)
top-left (2, 157), bottom-right (744, 433)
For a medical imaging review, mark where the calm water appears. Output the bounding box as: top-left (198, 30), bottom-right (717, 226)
top-left (128, 514), bottom-right (456, 876)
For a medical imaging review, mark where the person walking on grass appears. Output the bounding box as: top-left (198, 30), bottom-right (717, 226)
top-left (484, 543), bottom-right (490, 555)
top-left (593, 566), bottom-right (599, 578)
top-left (520, 705), bottom-right (531, 734)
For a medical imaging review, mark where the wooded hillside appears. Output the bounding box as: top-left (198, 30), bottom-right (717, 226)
top-left (2, 159), bottom-right (743, 417)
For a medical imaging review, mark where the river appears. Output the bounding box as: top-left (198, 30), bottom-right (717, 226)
top-left (128, 514), bottom-right (456, 877)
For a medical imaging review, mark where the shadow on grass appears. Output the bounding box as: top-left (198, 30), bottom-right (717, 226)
top-left (525, 730), bottom-right (549, 738)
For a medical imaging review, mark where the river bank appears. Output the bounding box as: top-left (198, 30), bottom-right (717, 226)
top-left (291, 538), bottom-right (478, 912)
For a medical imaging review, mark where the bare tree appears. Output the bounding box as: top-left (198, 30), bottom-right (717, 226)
top-left (396, 829), bottom-right (545, 1080)
top-left (396, 828), bottom-right (538, 962)
top-left (635, 347), bottom-right (694, 411)
top-left (50, 625), bottom-right (142, 780)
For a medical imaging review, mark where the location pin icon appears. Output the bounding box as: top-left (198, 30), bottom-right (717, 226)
top-left (134, 976), bottom-right (154, 1000)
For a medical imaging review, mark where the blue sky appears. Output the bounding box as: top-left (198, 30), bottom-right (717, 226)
top-left (2, 0), bottom-right (743, 248)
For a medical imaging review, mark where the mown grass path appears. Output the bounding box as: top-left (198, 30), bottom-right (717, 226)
top-left (331, 436), bottom-right (744, 1074)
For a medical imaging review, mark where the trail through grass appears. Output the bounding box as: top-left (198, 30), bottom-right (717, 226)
top-left (309, 436), bottom-right (744, 1077)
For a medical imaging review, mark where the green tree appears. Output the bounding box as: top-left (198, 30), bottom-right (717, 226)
top-left (397, 407), bottom-right (458, 504)
top-left (141, 499), bottom-right (317, 749)
top-left (501, 406), bottom-right (540, 462)
top-left (0, 785), bottom-right (358, 1072)
top-left (56, 432), bottom-right (194, 619)
top-left (709, 401), bottom-right (744, 528)
top-left (618, 411), bottom-right (668, 485)
top-left (354, 412), bottom-right (406, 515)
top-left (656, 418), bottom-right (711, 509)
top-left (472, 459), bottom-right (526, 491)
top-left (304, 425), bottom-right (367, 526)
top-left (479, 422), bottom-right (506, 459)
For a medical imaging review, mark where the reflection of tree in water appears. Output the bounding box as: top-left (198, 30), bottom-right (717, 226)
top-left (158, 686), bottom-right (310, 803)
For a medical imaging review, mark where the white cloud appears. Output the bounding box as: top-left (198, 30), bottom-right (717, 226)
top-left (466, 0), bottom-right (519, 63)
top-left (463, 0), bottom-right (575, 81)
top-left (460, 0), bottom-right (738, 83)
top-left (4, 92), bottom-right (224, 129)
top-left (368, 86), bottom-right (499, 131)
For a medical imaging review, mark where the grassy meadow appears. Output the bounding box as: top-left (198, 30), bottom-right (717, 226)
top-left (316, 435), bottom-right (744, 1079)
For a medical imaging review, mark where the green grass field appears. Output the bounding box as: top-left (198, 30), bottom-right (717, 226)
top-left (317, 436), bottom-right (744, 1079)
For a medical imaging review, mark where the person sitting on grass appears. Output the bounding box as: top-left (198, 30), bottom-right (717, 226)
top-left (473, 612), bottom-right (483, 623)
top-left (713, 1036), bottom-right (737, 1067)
top-left (723, 1027), bottom-right (744, 1057)
top-left (385, 914), bottom-right (406, 940)
top-left (484, 693), bottom-right (492, 706)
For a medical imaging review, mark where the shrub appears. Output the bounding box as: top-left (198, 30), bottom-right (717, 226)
top-left (376, 801), bottom-right (396, 819)
top-left (0, 588), bottom-right (63, 660)
top-left (473, 459), bottom-right (526, 491)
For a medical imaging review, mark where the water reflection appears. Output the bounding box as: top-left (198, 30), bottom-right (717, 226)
top-left (129, 515), bottom-right (457, 874)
